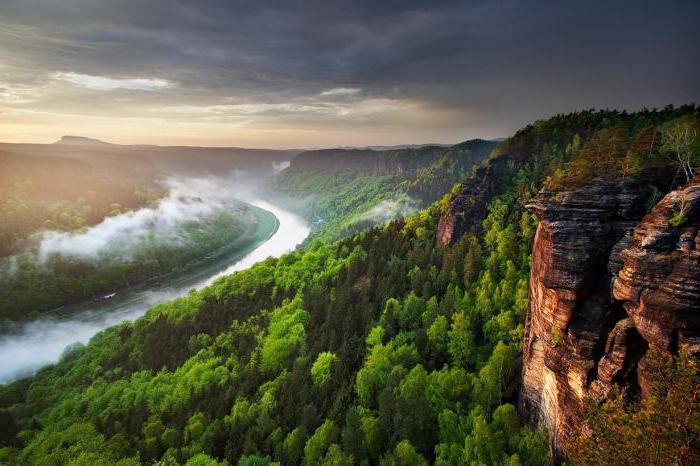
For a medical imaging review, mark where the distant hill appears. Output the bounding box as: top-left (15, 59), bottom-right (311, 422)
top-left (1, 137), bottom-right (302, 177)
top-left (54, 135), bottom-right (119, 146)
top-left (268, 139), bottom-right (499, 243)
top-left (334, 143), bottom-right (452, 151)
top-left (288, 145), bottom-right (448, 175)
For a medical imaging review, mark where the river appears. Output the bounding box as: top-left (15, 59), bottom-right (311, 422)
top-left (0, 199), bottom-right (310, 384)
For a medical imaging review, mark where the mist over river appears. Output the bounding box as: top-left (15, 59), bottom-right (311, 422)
top-left (0, 199), bottom-right (310, 384)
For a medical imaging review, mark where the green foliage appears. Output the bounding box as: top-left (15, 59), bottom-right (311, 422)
top-left (0, 151), bottom-right (164, 259)
top-left (381, 440), bottom-right (428, 466)
top-left (187, 453), bottom-right (229, 465)
top-left (660, 115), bottom-right (700, 183)
top-left (0, 136), bottom-right (547, 465)
top-left (269, 169), bottom-right (407, 243)
top-left (366, 326), bottom-right (385, 348)
top-left (261, 297), bottom-right (311, 373)
top-left (669, 210), bottom-right (687, 227)
top-left (550, 325), bottom-right (563, 347)
top-left (310, 352), bottom-right (338, 387)
top-left (267, 140), bottom-right (496, 243)
top-left (303, 420), bottom-right (339, 464)
top-left (644, 187), bottom-right (663, 212)
top-left (238, 454), bottom-right (278, 466)
top-left (5, 108), bottom-right (695, 465)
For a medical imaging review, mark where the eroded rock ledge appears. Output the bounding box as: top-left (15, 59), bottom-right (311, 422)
top-left (520, 177), bottom-right (700, 458)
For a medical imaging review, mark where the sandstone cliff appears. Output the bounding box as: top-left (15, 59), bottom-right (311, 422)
top-left (437, 150), bottom-right (525, 245)
top-left (436, 164), bottom-right (493, 245)
top-left (520, 177), bottom-right (700, 457)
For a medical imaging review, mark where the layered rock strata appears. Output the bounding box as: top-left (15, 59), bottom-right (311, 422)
top-left (520, 177), bottom-right (700, 457)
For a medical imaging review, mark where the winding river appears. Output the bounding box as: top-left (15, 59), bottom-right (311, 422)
top-left (0, 199), bottom-right (310, 384)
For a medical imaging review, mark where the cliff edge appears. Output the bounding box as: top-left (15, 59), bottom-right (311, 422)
top-left (520, 177), bottom-right (700, 457)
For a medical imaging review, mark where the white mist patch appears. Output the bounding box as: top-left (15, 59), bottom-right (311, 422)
top-left (0, 255), bottom-right (20, 276)
top-left (272, 160), bottom-right (291, 172)
top-left (36, 175), bottom-right (242, 263)
top-left (360, 194), bottom-right (419, 223)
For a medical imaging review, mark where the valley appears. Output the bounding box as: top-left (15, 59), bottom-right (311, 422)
top-left (1, 107), bottom-right (697, 465)
top-left (2, 3), bottom-right (697, 464)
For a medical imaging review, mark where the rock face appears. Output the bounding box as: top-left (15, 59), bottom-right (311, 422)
top-left (612, 180), bottom-right (700, 354)
top-left (436, 165), bottom-right (493, 245)
top-left (520, 177), bottom-right (700, 458)
top-left (437, 152), bottom-right (523, 246)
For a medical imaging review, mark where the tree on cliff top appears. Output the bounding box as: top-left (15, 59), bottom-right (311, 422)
top-left (661, 116), bottom-right (700, 184)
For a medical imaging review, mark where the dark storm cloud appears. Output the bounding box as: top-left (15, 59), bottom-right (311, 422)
top-left (0, 0), bottom-right (698, 145)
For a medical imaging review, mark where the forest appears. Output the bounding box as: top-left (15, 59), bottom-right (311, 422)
top-left (1, 106), bottom-right (698, 465)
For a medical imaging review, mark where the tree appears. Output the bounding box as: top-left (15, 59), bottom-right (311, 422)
top-left (427, 315), bottom-right (449, 354)
top-left (238, 454), bottom-right (279, 466)
top-left (448, 311), bottom-right (476, 368)
top-left (322, 444), bottom-right (354, 465)
top-left (381, 440), bottom-right (428, 466)
top-left (185, 453), bottom-right (228, 466)
top-left (311, 352), bottom-right (338, 387)
top-left (662, 116), bottom-right (699, 183)
top-left (341, 408), bottom-right (366, 461)
top-left (304, 420), bottom-right (339, 464)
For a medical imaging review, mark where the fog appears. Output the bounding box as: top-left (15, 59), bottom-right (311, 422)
top-left (272, 160), bottom-right (291, 172)
top-left (360, 194), bottom-right (418, 223)
top-left (37, 175), bottom-right (247, 263)
top-left (0, 197), bottom-right (310, 384)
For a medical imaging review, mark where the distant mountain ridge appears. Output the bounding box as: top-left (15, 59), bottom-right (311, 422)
top-left (334, 143), bottom-right (452, 151)
top-left (54, 135), bottom-right (119, 146)
top-left (51, 136), bottom-right (453, 152)
top-left (2, 137), bottom-right (301, 176)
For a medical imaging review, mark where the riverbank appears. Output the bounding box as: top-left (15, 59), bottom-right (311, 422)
top-left (2, 203), bottom-right (279, 329)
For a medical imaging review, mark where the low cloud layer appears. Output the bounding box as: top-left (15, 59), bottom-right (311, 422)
top-left (360, 194), bottom-right (419, 224)
top-left (37, 175), bottom-right (244, 263)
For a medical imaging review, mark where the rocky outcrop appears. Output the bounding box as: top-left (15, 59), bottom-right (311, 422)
top-left (612, 180), bottom-right (700, 353)
top-left (519, 178), bottom-right (652, 454)
top-left (436, 165), bottom-right (493, 245)
top-left (520, 176), bottom-right (700, 458)
top-left (612, 179), bottom-right (700, 397)
top-left (437, 150), bottom-right (525, 245)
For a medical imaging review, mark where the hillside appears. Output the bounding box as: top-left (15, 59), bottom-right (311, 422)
top-left (1, 107), bottom-right (699, 465)
top-left (267, 140), bottom-right (498, 242)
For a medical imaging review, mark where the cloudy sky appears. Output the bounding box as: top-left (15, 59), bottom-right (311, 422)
top-left (0, 0), bottom-right (698, 148)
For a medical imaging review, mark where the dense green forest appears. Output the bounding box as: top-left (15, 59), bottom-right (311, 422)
top-left (267, 141), bottom-right (496, 243)
top-left (1, 106), bottom-right (698, 465)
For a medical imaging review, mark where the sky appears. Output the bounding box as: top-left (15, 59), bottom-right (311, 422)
top-left (0, 0), bottom-right (698, 148)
